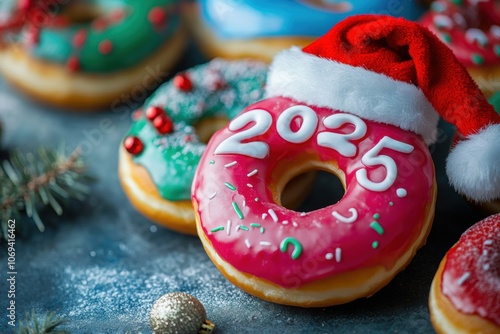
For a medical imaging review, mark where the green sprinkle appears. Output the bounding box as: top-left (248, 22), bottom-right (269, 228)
top-left (450, 0), bottom-right (462, 5)
top-left (370, 221), bottom-right (385, 235)
top-left (260, 227), bottom-right (265, 234)
top-left (225, 182), bottom-right (236, 191)
top-left (209, 160), bottom-right (215, 164)
top-left (372, 241), bottom-right (379, 249)
top-left (250, 223), bottom-right (261, 228)
top-left (237, 225), bottom-right (249, 231)
top-left (441, 33), bottom-right (452, 44)
top-left (373, 213), bottom-right (380, 220)
top-left (494, 45), bottom-right (500, 57)
top-left (472, 54), bottom-right (484, 65)
top-left (389, 202), bottom-right (394, 206)
top-left (232, 201), bottom-right (244, 219)
top-left (210, 226), bottom-right (224, 233)
top-left (280, 237), bottom-right (303, 260)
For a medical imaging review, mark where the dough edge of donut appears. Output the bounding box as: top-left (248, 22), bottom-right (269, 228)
top-left (183, 3), bottom-right (314, 63)
top-left (118, 145), bottom-right (197, 235)
top-left (429, 253), bottom-right (500, 334)
top-left (195, 178), bottom-right (437, 307)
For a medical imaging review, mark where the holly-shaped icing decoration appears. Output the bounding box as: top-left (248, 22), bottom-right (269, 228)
top-left (150, 292), bottom-right (215, 334)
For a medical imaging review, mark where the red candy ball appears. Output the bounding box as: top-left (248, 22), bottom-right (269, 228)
top-left (173, 74), bottom-right (193, 92)
top-left (67, 56), bottom-right (80, 72)
top-left (98, 40), bottom-right (113, 55)
top-left (153, 114), bottom-right (173, 134)
top-left (124, 136), bottom-right (144, 155)
top-left (148, 7), bottom-right (167, 26)
top-left (145, 106), bottom-right (164, 121)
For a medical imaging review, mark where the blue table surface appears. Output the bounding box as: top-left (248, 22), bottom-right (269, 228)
top-left (0, 43), bottom-right (488, 334)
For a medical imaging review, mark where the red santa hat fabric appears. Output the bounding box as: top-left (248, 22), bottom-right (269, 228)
top-left (265, 14), bottom-right (500, 202)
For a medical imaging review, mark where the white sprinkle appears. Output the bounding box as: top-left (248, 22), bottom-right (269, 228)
top-left (261, 213), bottom-right (268, 220)
top-left (332, 208), bottom-right (358, 224)
top-left (268, 209), bottom-right (278, 222)
top-left (208, 191), bottom-right (218, 200)
top-left (457, 272), bottom-right (471, 286)
top-left (292, 221), bottom-right (298, 227)
top-left (247, 183), bottom-right (253, 188)
top-left (484, 240), bottom-right (494, 245)
top-left (224, 161), bottom-right (238, 168)
top-left (242, 200), bottom-right (246, 207)
top-left (282, 220), bottom-right (289, 225)
top-left (247, 169), bottom-right (258, 177)
top-left (226, 220), bottom-right (231, 236)
top-left (260, 241), bottom-right (272, 246)
top-left (90, 251), bottom-right (96, 257)
top-left (171, 152), bottom-right (181, 159)
top-left (312, 220), bottom-right (321, 228)
top-left (255, 198), bottom-right (259, 202)
top-left (150, 225), bottom-right (158, 233)
top-left (300, 212), bottom-right (307, 217)
top-left (335, 248), bottom-right (342, 263)
top-left (325, 253), bottom-right (334, 260)
top-left (483, 249), bottom-right (488, 256)
top-left (244, 239), bottom-right (251, 248)
top-left (484, 264), bottom-right (491, 271)
top-left (396, 188), bottom-right (407, 198)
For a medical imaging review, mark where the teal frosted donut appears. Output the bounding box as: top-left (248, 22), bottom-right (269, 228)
top-left (118, 59), bottom-right (268, 234)
top-left (186, 0), bottom-right (425, 61)
top-left (0, 0), bottom-right (186, 109)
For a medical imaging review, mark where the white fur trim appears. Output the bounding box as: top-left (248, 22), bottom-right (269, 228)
top-left (265, 47), bottom-right (439, 143)
top-left (446, 124), bottom-right (500, 202)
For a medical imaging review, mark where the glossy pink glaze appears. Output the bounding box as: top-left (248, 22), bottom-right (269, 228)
top-left (192, 97), bottom-right (435, 288)
top-left (441, 214), bottom-right (500, 326)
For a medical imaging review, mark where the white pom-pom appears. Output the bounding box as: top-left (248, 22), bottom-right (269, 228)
top-left (446, 124), bottom-right (500, 202)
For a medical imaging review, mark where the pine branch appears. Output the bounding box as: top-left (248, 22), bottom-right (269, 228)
top-left (0, 145), bottom-right (93, 239)
top-left (14, 310), bottom-right (69, 334)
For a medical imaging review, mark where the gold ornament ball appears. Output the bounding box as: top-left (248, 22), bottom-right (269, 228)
top-left (150, 292), bottom-right (208, 334)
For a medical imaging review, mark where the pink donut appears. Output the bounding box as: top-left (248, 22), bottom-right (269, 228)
top-left (192, 96), bottom-right (436, 307)
top-left (429, 214), bottom-right (500, 334)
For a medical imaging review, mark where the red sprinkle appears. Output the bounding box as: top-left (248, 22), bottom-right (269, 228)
top-left (98, 40), bottom-right (113, 55)
top-left (124, 136), bottom-right (144, 155)
top-left (67, 56), bottom-right (80, 72)
top-left (173, 74), bottom-right (193, 92)
top-left (145, 106), bottom-right (165, 121)
top-left (25, 27), bottom-right (40, 45)
top-left (132, 109), bottom-right (143, 120)
top-left (148, 7), bottom-right (167, 26)
top-left (92, 18), bottom-right (108, 31)
top-left (19, 0), bottom-right (33, 11)
top-left (153, 114), bottom-right (174, 134)
top-left (73, 29), bottom-right (87, 48)
top-left (109, 8), bottom-right (126, 23)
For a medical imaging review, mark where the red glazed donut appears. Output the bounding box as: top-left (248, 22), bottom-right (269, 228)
top-left (429, 214), bottom-right (500, 334)
top-left (419, 0), bottom-right (500, 96)
top-left (192, 96), bottom-right (436, 306)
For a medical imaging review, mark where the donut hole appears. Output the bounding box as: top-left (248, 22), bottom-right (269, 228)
top-left (194, 116), bottom-right (229, 144)
top-left (280, 167), bottom-right (346, 212)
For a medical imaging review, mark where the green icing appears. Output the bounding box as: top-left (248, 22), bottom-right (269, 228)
top-left (23, 0), bottom-right (180, 73)
top-left (126, 59), bottom-right (268, 201)
top-left (489, 91), bottom-right (500, 116)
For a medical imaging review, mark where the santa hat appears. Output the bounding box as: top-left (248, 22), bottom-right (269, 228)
top-left (265, 15), bottom-right (500, 203)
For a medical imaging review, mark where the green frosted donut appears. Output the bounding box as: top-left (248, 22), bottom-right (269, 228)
top-left (122, 59), bottom-right (268, 202)
top-left (12, 0), bottom-right (182, 73)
